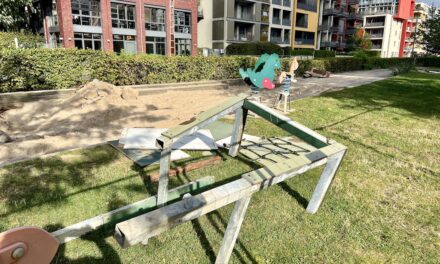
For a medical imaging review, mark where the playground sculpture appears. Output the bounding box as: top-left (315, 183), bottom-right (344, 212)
top-left (274, 57), bottom-right (299, 113)
top-left (239, 53), bottom-right (281, 95)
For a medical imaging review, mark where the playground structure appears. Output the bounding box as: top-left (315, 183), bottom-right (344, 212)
top-left (274, 57), bottom-right (299, 113)
top-left (0, 93), bottom-right (347, 263)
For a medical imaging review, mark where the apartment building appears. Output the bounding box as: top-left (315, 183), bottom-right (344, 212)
top-left (292, 0), bottom-right (320, 49)
top-left (199, 0), bottom-right (297, 51)
top-left (359, 0), bottom-right (415, 57)
top-left (318, 0), bottom-right (363, 50)
top-left (34, 0), bottom-right (198, 56)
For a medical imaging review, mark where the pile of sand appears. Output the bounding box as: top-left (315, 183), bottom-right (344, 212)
top-left (2, 80), bottom-right (143, 136)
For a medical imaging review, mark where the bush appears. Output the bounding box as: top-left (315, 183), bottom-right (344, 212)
top-left (416, 56), bottom-right (440, 67)
top-left (0, 48), bottom-right (255, 92)
top-left (314, 50), bottom-right (336, 58)
top-left (291, 49), bottom-right (314, 56)
top-left (0, 32), bottom-right (44, 49)
top-left (226, 42), bottom-right (282, 55)
top-left (2, 48), bottom-right (438, 93)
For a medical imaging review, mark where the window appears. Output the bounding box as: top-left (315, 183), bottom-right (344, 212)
top-left (297, 0), bottom-right (317, 12)
top-left (146, 37), bottom-right (166, 55)
top-left (111, 2), bottom-right (136, 29)
top-left (71, 0), bottom-right (101, 26)
top-left (74, 33), bottom-right (102, 50)
top-left (113, 35), bottom-right (137, 54)
top-left (175, 11), bottom-right (191, 33)
top-left (294, 31), bottom-right (315, 45)
top-left (296, 13), bottom-right (308, 28)
top-left (175, 38), bottom-right (191, 55)
top-left (145, 7), bottom-right (165, 31)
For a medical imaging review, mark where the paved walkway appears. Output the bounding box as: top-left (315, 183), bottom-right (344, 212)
top-left (233, 69), bottom-right (393, 104)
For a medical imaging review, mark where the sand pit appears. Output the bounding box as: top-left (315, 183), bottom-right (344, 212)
top-left (0, 80), bottom-right (241, 165)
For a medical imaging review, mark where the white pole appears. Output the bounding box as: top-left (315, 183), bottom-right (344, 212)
top-left (14, 37), bottom-right (19, 48)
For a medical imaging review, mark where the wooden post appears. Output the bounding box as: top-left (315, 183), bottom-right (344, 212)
top-left (306, 150), bottom-right (346, 214)
top-left (215, 195), bottom-right (252, 264)
top-left (229, 107), bottom-right (248, 157)
top-left (157, 146), bottom-right (172, 206)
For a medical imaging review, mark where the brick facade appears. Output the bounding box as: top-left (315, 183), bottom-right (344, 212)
top-left (49, 0), bottom-right (198, 55)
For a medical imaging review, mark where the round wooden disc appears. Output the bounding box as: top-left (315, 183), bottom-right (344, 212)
top-left (0, 227), bottom-right (59, 264)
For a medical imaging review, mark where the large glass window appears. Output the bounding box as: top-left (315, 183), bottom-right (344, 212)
top-left (146, 37), bottom-right (166, 55)
top-left (175, 38), bottom-right (191, 55)
top-left (74, 33), bottom-right (102, 50)
top-left (174, 11), bottom-right (191, 33)
top-left (145, 7), bottom-right (165, 31)
top-left (111, 2), bottom-right (136, 29)
top-left (113, 35), bottom-right (137, 54)
top-left (72, 0), bottom-right (101, 26)
top-left (295, 13), bottom-right (308, 28)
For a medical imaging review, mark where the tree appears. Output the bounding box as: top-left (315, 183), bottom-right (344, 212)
top-left (0, 0), bottom-right (32, 31)
top-left (421, 10), bottom-right (440, 54)
top-left (347, 28), bottom-right (372, 51)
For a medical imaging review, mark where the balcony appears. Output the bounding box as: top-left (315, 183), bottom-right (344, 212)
top-left (272, 17), bottom-right (281, 25)
top-left (282, 18), bottom-right (291, 26)
top-left (348, 0), bottom-right (359, 4)
top-left (347, 13), bottom-right (363, 20)
top-left (320, 41), bottom-right (338, 48)
top-left (345, 27), bottom-right (357, 34)
top-left (371, 45), bottom-right (382, 50)
top-left (271, 36), bottom-right (283, 44)
top-left (369, 33), bottom-right (383, 38)
top-left (365, 22), bottom-right (385, 27)
top-left (318, 24), bottom-right (339, 32)
top-left (323, 8), bottom-right (347, 17)
top-left (234, 12), bottom-right (255, 22)
top-left (298, 2), bottom-right (318, 12)
top-left (295, 38), bottom-right (315, 45)
top-left (197, 8), bottom-right (204, 22)
top-left (272, 0), bottom-right (282, 5)
top-left (234, 33), bottom-right (253, 42)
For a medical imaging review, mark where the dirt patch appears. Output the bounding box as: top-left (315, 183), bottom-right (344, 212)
top-left (0, 81), bottom-right (243, 165)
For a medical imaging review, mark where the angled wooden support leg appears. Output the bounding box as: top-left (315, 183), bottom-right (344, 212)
top-left (228, 107), bottom-right (248, 157)
top-left (215, 195), bottom-right (252, 264)
top-left (306, 150), bottom-right (346, 214)
top-left (157, 146), bottom-right (172, 206)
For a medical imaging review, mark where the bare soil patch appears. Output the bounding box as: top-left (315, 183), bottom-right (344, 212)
top-left (0, 80), bottom-right (239, 165)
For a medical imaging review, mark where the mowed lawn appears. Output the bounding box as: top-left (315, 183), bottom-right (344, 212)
top-left (0, 72), bottom-right (439, 263)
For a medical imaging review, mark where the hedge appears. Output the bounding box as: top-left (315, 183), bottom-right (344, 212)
top-left (225, 42), bottom-right (282, 55)
top-left (416, 56), bottom-right (440, 67)
top-left (0, 32), bottom-right (44, 49)
top-left (314, 50), bottom-right (336, 58)
top-left (0, 48), bottom-right (438, 93)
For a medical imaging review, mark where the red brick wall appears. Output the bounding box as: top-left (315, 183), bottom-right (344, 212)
top-left (57, 0), bottom-right (74, 48)
top-left (101, 0), bottom-right (113, 52)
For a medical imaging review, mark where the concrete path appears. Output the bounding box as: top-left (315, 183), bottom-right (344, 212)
top-left (241, 69), bottom-right (393, 104)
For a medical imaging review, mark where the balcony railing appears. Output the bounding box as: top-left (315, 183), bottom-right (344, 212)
top-left (323, 8), bottom-right (347, 16)
top-left (235, 12), bottom-right (255, 21)
top-left (272, 17), bottom-right (280, 24)
top-left (298, 2), bottom-right (318, 12)
top-left (371, 45), bottom-right (382, 49)
top-left (283, 0), bottom-right (291, 7)
top-left (271, 36), bottom-right (282, 44)
top-left (347, 13), bottom-right (363, 20)
top-left (272, 0), bottom-right (282, 5)
top-left (318, 24), bottom-right (339, 32)
top-left (345, 28), bottom-right (357, 34)
top-left (295, 38), bottom-right (315, 45)
top-left (369, 33), bottom-right (383, 38)
top-left (282, 18), bottom-right (291, 26)
top-left (365, 22), bottom-right (385, 27)
top-left (235, 33), bottom-right (253, 42)
top-left (348, 0), bottom-right (359, 4)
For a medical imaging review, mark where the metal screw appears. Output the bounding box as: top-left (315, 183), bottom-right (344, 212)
top-left (11, 247), bottom-right (25, 260)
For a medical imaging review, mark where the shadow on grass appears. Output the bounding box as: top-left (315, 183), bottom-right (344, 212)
top-left (0, 146), bottom-right (123, 218)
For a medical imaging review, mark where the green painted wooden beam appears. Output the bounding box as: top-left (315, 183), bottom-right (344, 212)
top-left (243, 100), bottom-right (329, 148)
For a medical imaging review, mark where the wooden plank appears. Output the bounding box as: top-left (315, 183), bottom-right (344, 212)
top-left (215, 195), bottom-right (252, 264)
top-left (52, 176), bottom-right (215, 244)
top-left (229, 107), bottom-right (248, 157)
top-left (149, 156), bottom-right (222, 182)
top-left (157, 146), bottom-right (172, 206)
top-left (114, 156), bottom-right (329, 248)
top-left (306, 150), bottom-right (346, 214)
top-left (243, 100), bottom-right (329, 148)
top-left (156, 94), bottom-right (248, 149)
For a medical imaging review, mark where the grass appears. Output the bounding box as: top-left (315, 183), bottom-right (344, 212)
top-left (1, 72), bottom-right (439, 263)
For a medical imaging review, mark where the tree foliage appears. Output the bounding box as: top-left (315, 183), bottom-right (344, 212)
top-left (421, 9), bottom-right (440, 54)
top-left (347, 28), bottom-right (373, 51)
top-left (0, 0), bottom-right (32, 31)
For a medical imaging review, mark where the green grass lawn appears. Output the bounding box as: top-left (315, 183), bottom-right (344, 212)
top-left (1, 72), bottom-right (439, 263)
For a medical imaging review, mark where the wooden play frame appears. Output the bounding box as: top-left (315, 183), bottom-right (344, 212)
top-left (114, 94), bottom-right (347, 263)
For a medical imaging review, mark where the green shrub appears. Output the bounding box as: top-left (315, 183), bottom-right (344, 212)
top-left (291, 49), bottom-right (314, 56)
top-left (416, 56), bottom-right (440, 67)
top-left (314, 50), bottom-right (336, 58)
top-left (363, 50), bottom-right (380, 57)
top-left (0, 32), bottom-right (44, 49)
top-left (225, 42), bottom-right (282, 55)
